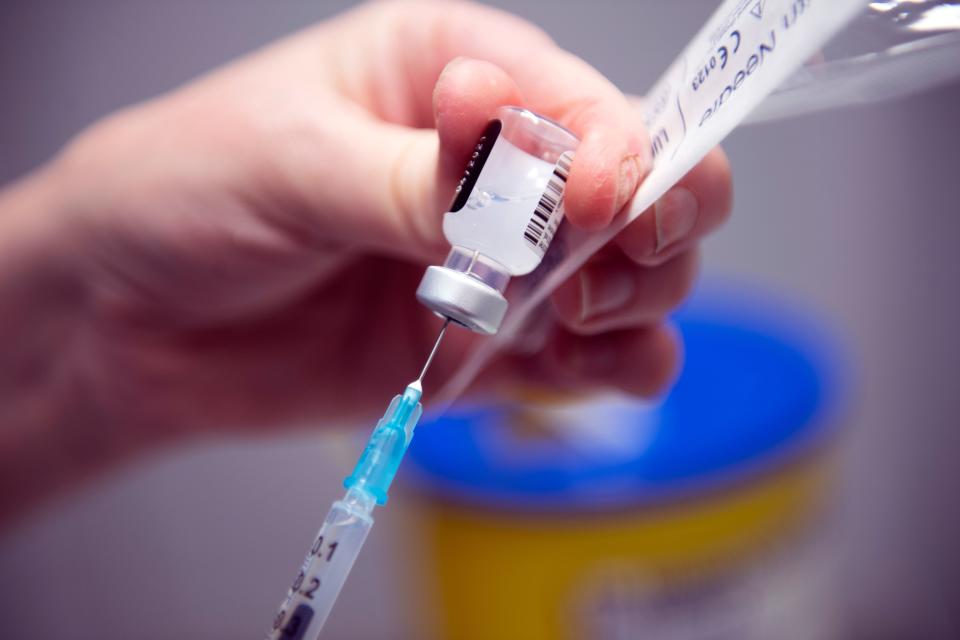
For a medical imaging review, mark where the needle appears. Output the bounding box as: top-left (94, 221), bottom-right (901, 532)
top-left (411, 318), bottom-right (450, 391)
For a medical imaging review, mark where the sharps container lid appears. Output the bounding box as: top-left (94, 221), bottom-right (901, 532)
top-left (405, 281), bottom-right (847, 512)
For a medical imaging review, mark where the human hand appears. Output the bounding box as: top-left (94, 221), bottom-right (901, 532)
top-left (3, 1), bottom-right (731, 452)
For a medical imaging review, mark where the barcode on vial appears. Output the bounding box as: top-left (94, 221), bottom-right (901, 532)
top-left (524, 152), bottom-right (573, 252)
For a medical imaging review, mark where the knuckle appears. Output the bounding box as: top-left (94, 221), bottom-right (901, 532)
top-left (663, 251), bottom-right (700, 310)
top-left (555, 96), bottom-right (607, 134)
top-left (549, 279), bottom-right (587, 332)
top-left (641, 327), bottom-right (682, 396)
top-left (617, 213), bottom-right (658, 264)
top-left (705, 147), bottom-right (734, 221)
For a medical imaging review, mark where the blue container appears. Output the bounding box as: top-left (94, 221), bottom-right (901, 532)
top-left (406, 281), bottom-right (847, 510)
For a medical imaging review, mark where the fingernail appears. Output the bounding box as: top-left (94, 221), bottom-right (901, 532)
top-left (579, 263), bottom-right (635, 322)
top-left (440, 56), bottom-right (468, 77)
top-left (615, 154), bottom-right (643, 213)
top-left (626, 129), bottom-right (653, 170)
top-left (654, 187), bottom-right (698, 253)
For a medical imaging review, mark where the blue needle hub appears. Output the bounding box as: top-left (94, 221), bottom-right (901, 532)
top-left (343, 383), bottom-right (424, 505)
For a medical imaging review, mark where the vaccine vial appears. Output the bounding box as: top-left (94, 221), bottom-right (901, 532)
top-left (417, 106), bottom-right (580, 334)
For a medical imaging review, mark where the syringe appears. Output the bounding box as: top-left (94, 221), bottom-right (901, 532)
top-left (267, 106), bottom-right (579, 638)
top-left (266, 321), bottom-right (449, 640)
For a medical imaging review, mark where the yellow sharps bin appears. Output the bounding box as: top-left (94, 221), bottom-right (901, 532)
top-left (404, 287), bottom-right (845, 640)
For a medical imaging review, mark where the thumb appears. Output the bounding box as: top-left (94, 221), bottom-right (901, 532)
top-left (322, 58), bottom-right (522, 264)
top-left (433, 57), bottom-right (524, 214)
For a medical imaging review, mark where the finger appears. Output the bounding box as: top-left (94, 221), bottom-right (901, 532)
top-left (543, 323), bottom-right (682, 398)
top-left (616, 146), bottom-right (733, 267)
top-left (562, 123), bottom-right (646, 232)
top-left (435, 46), bottom-right (649, 233)
top-left (550, 249), bottom-right (699, 335)
top-left (321, 0), bottom-right (556, 127)
top-left (499, 50), bottom-right (651, 232)
top-left (433, 57), bottom-right (524, 210)
top-left (366, 1), bottom-right (653, 231)
top-left (314, 58), bottom-right (523, 263)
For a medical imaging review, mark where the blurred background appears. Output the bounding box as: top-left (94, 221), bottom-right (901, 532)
top-left (1, 1), bottom-right (958, 638)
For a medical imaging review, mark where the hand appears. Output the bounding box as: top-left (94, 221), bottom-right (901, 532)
top-left (0, 1), bottom-right (731, 515)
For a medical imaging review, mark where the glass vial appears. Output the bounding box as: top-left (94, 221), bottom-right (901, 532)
top-left (416, 106), bottom-right (579, 334)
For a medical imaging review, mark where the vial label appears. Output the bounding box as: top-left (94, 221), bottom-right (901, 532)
top-left (523, 151), bottom-right (573, 253)
top-left (450, 119), bottom-right (502, 213)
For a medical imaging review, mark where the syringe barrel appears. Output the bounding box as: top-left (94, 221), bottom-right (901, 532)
top-left (267, 488), bottom-right (375, 640)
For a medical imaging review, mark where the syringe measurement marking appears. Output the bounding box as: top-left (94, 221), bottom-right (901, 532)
top-left (270, 343), bottom-right (430, 638)
top-left (310, 535), bottom-right (339, 562)
top-left (271, 533), bottom-right (343, 635)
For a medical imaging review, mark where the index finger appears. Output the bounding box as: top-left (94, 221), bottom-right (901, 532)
top-left (330, 1), bottom-right (652, 231)
top-left (442, 14), bottom-right (652, 231)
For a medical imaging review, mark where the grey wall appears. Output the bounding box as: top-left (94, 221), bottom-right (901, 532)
top-left (1, 1), bottom-right (958, 638)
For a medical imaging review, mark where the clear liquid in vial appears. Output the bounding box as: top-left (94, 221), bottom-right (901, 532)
top-left (443, 138), bottom-right (557, 275)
